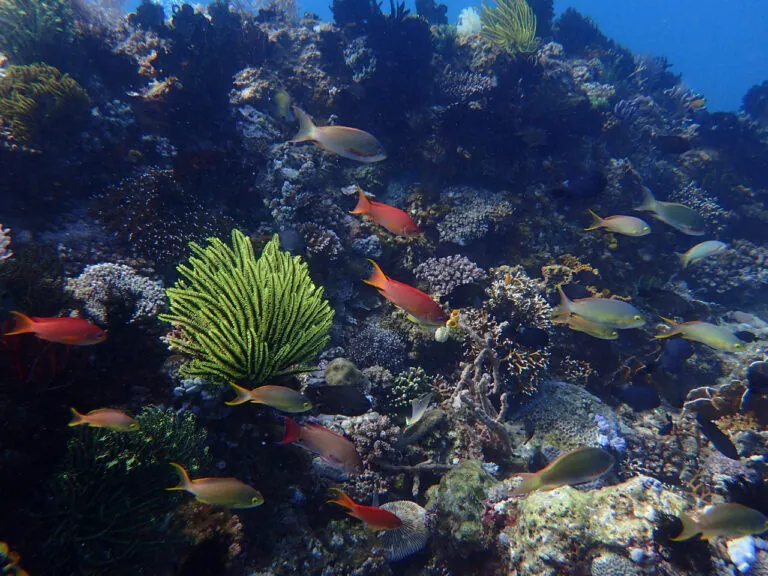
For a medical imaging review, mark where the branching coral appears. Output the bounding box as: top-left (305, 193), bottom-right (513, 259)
top-left (160, 231), bottom-right (334, 384)
top-left (481, 0), bottom-right (537, 54)
top-left (0, 63), bottom-right (89, 145)
top-left (37, 407), bottom-right (209, 575)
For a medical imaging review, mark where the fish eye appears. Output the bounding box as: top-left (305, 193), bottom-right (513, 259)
top-left (734, 343), bottom-right (743, 349)
top-left (303, 402), bottom-right (312, 408)
top-left (611, 331), bottom-right (618, 337)
top-left (633, 315), bottom-right (643, 321)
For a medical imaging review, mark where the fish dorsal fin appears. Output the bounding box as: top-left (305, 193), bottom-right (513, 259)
top-left (305, 422), bottom-right (349, 440)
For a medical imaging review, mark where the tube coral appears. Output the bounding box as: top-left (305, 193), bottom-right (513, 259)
top-left (160, 230), bottom-right (334, 384)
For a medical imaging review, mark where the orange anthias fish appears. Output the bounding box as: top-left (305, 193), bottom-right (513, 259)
top-left (166, 462), bottom-right (264, 509)
top-left (364, 260), bottom-right (447, 326)
top-left (350, 187), bottom-right (419, 237)
top-left (4, 311), bottom-right (107, 345)
top-left (290, 107), bottom-right (386, 163)
top-left (328, 488), bottom-right (403, 530)
top-left (278, 416), bottom-right (363, 474)
top-left (69, 408), bottom-right (140, 432)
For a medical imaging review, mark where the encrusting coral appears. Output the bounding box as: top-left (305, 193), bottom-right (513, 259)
top-left (160, 230), bottom-right (334, 384)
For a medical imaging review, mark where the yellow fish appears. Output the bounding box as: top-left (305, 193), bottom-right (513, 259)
top-left (585, 210), bottom-right (651, 237)
top-left (225, 382), bottom-right (312, 413)
top-left (555, 313), bottom-right (619, 340)
top-left (166, 462), bottom-right (264, 509)
top-left (555, 286), bottom-right (645, 329)
top-left (290, 107), bottom-right (386, 163)
top-left (655, 317), bottom-right (744, 351)
top-left (634, 186), bottom-right (705, 235)
top-left (68, 408), bottom-right (140, 432)
top-left (672, 503), bottom-right (768, 541)
top-left (512, 447), bottom-right (615, 494)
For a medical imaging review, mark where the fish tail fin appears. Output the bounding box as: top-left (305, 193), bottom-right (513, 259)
top-left (656, 316), bottom-right (682, 339)
top-left (327, 488), bottom-right (357, 511)
top-left (678, 252), bottom-right (689, 268)
top-left (68, 407), bottom-right (86, 427)
top-left (585, 209), bottom-right (604, 231)
top-left (350, 187), bottom-right (372, 215)
top-left (635, 186), bottom-right (657, 212)
top-left (511, 473), bottom-right (541, 495)
top-left (290, 107), bottom-right (315, 143)
top-left (363, 259), bottom-right (388, 290)
top-left (225, 382), bottom-right (252, 406)
top-left (671, 513), bottom-right (701, 541)
top-left (277, 416), bottom-right (302, 444)
top-left (4, 311), bottom-right (36, 336)
top-left (554, 285), bottom-right (573, 316)
top-left (167, 462), bottom-right (191, 492)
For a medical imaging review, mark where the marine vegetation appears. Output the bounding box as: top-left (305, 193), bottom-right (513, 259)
top-left (0, 63), bottom-right (89, 146)
top-left (35, 406), bottom-right (209, 575)
top-left (160, 230), bottom-right (335, 384)
top-left (481, 0), bottom-right (538, 54)
top-left (0, 0), bottom-right (75, 65)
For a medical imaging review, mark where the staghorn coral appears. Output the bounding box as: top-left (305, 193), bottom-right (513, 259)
top-left (37, 406), bottom-right (209, 576)
top-left (481, 0), bottom-right (537, 54)
top-left (0, 63), bottom-right (89, 145)
top-left (160, 231), bottom-right (334, 384)
top-left (0, 224), bottom-right (11, 263)
top-left (413, 254), bottom-right (487, 299)
top-left (66, 263), bottom-right (166, 325)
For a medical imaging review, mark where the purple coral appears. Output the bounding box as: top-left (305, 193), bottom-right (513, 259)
top-left (413, 254), bottom-right (487, 298)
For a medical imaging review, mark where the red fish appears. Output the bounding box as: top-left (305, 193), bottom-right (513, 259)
top-left (278, 416), bottom-right (362, 474)
top-left (4, 311), bottom-right (107, 345)
top-left (364, 260), bottom-right (446, 326)
top-left (350, 187), bottom-right (419, 237)
top-left (327, 488), bottom-right (403, 530)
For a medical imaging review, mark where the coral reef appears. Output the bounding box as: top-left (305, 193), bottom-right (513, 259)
top-left (160, 231), bottom-right (334, 384)
top-left (413, 254), bottom-right (487, 300)
top-left (481, 0), bottom-right (538, 55)
top-left (35, 407), bottom-right (209, 575)
top-left (0, 63), bottom-right (89, 146)
top-left (0, 224), bottom-right (11, 263)
top-left (66, 263), bottom-right (166, 325)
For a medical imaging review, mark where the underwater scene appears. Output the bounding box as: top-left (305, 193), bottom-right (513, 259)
top-left (1, 0), bottom-right (768, 574)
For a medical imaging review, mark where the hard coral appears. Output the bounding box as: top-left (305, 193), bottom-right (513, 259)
top-left (66, 263), bottom-right (167, 325)
top-left (0, 224), bottom-right (11, 263)
top-left (413, 254), bottom-right (487, 299)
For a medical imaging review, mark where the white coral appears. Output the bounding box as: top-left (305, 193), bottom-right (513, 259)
top-left (0, 224), bottom-right (12, 263)
top-left (457, 7), bottom-right (482, 35)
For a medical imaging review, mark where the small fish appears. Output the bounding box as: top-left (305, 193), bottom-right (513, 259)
top-left (166, 462), bottom-right (264, 509)
top-left (687, 97), bottom-right (707, 112)
top-left (656, 317), bottom-right (744, 352)
top-left (406, 393), bottom-right (433, 427)
top-left (225, 382), bottom-right (313, 413)
top-left (303, 385), bottom-right (371, 416)
top-left (634, 186), bottom-right (706, 236)
top-left (278, 416), bottom-right (363, 474)
top-left (585, 210), bottom-right (651, 237)
top-left (555, 313), bottom-right (619, 340)
top-left (350, 187), bottom-right (419, 237)
top-left (327, 488), bottom-right (403, 530)
top-left (69, 408), bottom-right (139, 432)
top-left (554, 286), bottom-right (645, 329)
top-left (364, 260), bottom-right (447, 326)
top-left (273, 89), bottom-right (292, 119)
top-left (679, 240), bottom-right (727, 268)
top-left (512, 447), bottom-right (615, 494)
top-left (672, 503), bottom-right (768, 541)
top-left (290, 107), bottom-right (386, 163)
top-left (4, 311), bottom-right (107, 345)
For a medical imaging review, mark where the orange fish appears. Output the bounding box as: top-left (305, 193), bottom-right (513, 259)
top-left (350, 187), bottom-right (419, 236)
top-left (328, 488), bottom-right (403, 530)
top-left (167, 462), bottom-right (264, 508)
top-left (278, 416), bottom-right (362, 474)
top-left (364, 260), bottom-right (446, 326)
top-left (4, 311), bottom-right (107, 345)
top-left (69, 408), bottom-right (140, 431)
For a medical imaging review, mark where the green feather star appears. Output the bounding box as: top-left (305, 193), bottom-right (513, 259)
top-left (160, 230), bottom-right (334, 384)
